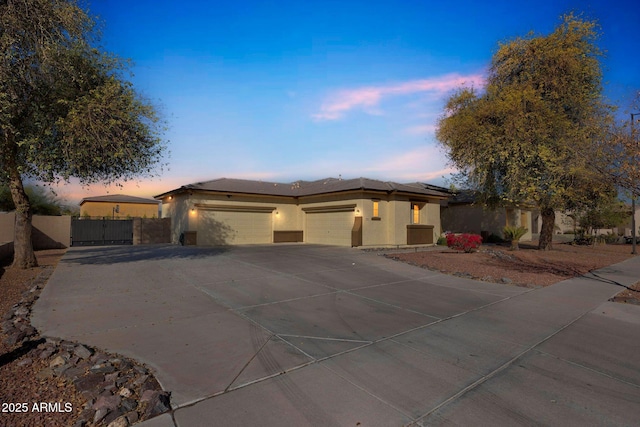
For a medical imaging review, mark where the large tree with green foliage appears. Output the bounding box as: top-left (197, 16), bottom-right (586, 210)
top-left (591, 93), bottom-right (640, 198)
top-left (1, 0), bottom-right (166, 268)
top-left (436, 14), bottom-right (615, 250)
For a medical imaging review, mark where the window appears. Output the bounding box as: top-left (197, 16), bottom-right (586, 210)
top-left (411, 203), bottom-right (420, 224)
top-left (372, 200), bottom-right (379, 218)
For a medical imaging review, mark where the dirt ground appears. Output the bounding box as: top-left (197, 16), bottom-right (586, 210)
top-left (389, 241), bottom-right (640, 303)
top-left (0, 249), bottom-right (86, 427)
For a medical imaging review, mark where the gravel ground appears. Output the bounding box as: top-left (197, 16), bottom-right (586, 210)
top-left (0, 249), bottom-right (171, 427)
top-left (389, 242), bottom-right (640, 303)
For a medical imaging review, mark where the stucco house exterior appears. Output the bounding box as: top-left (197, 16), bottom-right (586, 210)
top-left (155, 177), bottom-right (450, 247)
top-left (80, 195), bottom-right (160, 219)
top-left (441, 191), bottom-right (533, 242)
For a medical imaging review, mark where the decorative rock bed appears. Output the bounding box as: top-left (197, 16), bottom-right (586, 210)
top-left (1, 267), bottom-right (172, 427)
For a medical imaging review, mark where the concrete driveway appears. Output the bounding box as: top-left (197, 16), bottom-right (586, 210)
top-left (32, 244), bottom-right (640, 426)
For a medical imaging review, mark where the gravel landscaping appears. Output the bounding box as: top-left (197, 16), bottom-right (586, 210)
top-left (0, 249), bottom-right (171, 427)
top-left (388, 241), bottom-right (640, 303)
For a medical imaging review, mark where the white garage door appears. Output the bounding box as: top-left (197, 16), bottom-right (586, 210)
top-left (306, 210), bottom-right (355, 246)
top-left (197, 210), bottom-right (272, 245)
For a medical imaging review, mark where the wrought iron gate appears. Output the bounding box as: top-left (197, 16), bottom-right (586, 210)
top-left (71, 218), bottom-right (133, 246)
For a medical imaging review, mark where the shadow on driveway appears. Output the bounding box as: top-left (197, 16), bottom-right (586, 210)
top-left (63, 245), bottom-right (228, 265)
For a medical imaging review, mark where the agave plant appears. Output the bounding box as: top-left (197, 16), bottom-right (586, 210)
top-left (503, 226), bottom-right (528, 251)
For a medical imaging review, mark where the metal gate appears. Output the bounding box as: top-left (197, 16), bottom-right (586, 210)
top-left (71, 218), bottom-right (133, 246)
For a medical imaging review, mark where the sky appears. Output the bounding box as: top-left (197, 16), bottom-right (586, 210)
top-left (56, 0), bottom-right (640, 203)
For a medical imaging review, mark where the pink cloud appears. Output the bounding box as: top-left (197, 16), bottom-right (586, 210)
top-left (405, 124), bottom-right (437, 135)
top-left (312, 73), bottom-right (485, 121)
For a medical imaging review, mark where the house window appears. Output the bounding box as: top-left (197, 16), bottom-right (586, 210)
top-left (372, 200), bottom-right (379, 218)
top-left (411, 203), bottom-right (420, 224)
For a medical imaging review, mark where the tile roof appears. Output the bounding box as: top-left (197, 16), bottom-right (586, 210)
top-left (80, 194), bottom-right (160, 205)
top-left (155, 177), bottom-right (451, 199)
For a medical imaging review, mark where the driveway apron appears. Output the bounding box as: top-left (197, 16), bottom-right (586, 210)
top-left (31, 245), bottom-right (640, 426)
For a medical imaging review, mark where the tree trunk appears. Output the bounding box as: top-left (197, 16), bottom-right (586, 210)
top-left (538, 208), bottom-right (555, 251)
top-left (5, 132), bottom-right (37, 269)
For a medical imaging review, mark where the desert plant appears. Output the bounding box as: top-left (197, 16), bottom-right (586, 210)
top-left (503, 226), bottom-right (528, 250)
top-left (436, 236), bottom-right (448, 246)
top-left (446, 233), bottom-right (482, 253)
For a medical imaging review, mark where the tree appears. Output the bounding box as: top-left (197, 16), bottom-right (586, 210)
top-left (0, 0), bottom-right (166, 268)
top-left (573, 192), bottom-right (628, 235)
top-left (436, 14), bottom-right (614, 250)
top-left (591, 93), bottom-right (640, 198)
top-left (0, 184), bottom-right (68, 215)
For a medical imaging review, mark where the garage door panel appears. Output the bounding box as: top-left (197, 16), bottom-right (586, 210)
top-left (198, 211), bottom-right (272, 245)
top-left (306, 211), bottom-right (354, 246)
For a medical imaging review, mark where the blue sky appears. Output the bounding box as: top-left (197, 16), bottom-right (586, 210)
top-left (60, 0), bottom-right (640, 202)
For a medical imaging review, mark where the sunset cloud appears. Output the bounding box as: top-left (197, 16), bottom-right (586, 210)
top-left (312, 73), bottom-right (485, 121)
top-left (405, 124), bottom-right (437, 135)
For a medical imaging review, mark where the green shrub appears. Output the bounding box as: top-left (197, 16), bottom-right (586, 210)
top-left (503, 226), bottom-right (528, 250)
top-left (436, 236), bottom-right (447, 246)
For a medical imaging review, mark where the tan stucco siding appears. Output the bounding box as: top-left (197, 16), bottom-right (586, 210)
top-left (160, 190), bottom-right (444, 247)
top-left (424, 201), bottom-right (442, 241)
top-left (361, 198), bottom-right (388, 246)
top-left (80, 202), bottom-right (159, 219)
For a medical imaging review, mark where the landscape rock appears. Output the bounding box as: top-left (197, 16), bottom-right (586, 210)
top-left (5, 330), bottom-right (26, 346)
top-left (91, 362), bottom-right (116, 374)
top-left (94, 407), bottom-right (110, 424)
top-left (120, 397), bottom-right (136, 412)
top-left (103, 408), bottom-right (124, 425)
top-left (13, 306), bottom-right (29, 316)
top-left (107, 415), bottom-right (130, 427)
top-left (118, 387), bottom-right (132, 398)
top-left (2, 251), bottom-right (172, 427)
top-left (50, 354), bottom-right (68, 368)
top-left (93, 394), bottom-right (121, 412)
top-left (124, 410), bottom-right (139, 424)
top-left (74, 372), bottom-right (105, 392)
top-left (74, 344), bottom-right (93, 359)
top-left (143, 391), bottom-right (171, 418)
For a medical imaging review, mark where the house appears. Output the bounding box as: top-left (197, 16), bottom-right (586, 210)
top-left (154, 177), bottom-right (450, 247)
top-left (440, 191), bottom-right (533, 241)
top-left (619, 203), bottom-right (640, 237)
top-left (80, 194), bottom-right (160, 219)
top-left (532, 210), bottom-right (576, 234)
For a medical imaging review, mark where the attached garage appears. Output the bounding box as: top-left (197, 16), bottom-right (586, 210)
top-left (196, 205), bottom-right (274, 245)
top-left (304, 204), bottom-right (356, 246)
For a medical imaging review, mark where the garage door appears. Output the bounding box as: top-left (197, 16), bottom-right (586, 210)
top-left (197, 209), bottom-right (272, 245)
top-left (305, 210), bottom-right (355, 246)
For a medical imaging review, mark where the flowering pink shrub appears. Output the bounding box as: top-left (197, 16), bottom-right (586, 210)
top-left (446, 233), bottom-right (483, 253)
